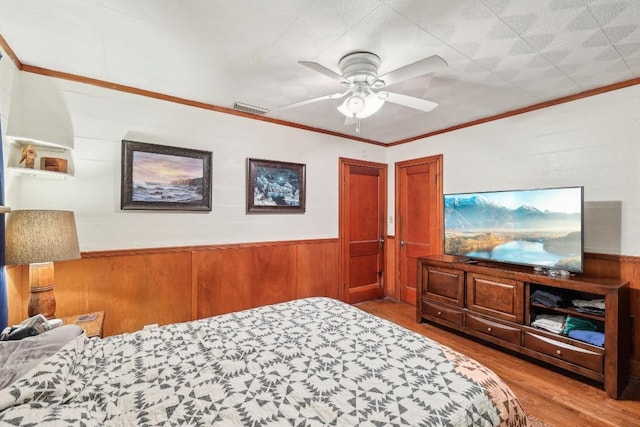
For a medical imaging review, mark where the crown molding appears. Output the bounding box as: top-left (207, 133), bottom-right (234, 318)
top-left (388, 77), bottom-right (640, 146)
top-left (2, 34), bottom-right (639, 148)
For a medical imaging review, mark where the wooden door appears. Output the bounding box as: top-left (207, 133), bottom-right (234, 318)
top-left (339, 158), bottom-right (387, 304)
top-left (396, 155), bottom-right (443, 305)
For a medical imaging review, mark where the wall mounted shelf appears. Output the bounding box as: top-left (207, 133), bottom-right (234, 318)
top-left (6, 141), bottom-right (74, 179)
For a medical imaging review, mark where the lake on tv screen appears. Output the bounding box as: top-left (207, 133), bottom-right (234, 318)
top-left (466, 240), bottom-right (566, 267)
top-left (444, 189), bottom-right (582, 271)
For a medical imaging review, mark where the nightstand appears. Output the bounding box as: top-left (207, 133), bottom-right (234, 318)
top-left (60, 311), bottom-right (105, 338)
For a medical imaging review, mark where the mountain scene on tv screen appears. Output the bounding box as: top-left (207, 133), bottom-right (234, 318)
top-left (444, 195), bottom-right (582, 271)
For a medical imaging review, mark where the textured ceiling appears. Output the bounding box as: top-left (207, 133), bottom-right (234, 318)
top-left (1, 0), bottom-right (639, 144)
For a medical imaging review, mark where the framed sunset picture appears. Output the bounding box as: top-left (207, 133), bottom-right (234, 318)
top-left (121, 140), bottom-right (212, 211)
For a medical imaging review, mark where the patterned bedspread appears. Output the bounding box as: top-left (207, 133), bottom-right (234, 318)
top-left (0, 298), bottom-right (529, 426)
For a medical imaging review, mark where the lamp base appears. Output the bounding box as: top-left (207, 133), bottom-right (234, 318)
top-left (27, 262), bottom-right (56, 319)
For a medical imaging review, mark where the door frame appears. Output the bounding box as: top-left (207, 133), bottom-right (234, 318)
top-left (394, 154), bottom-right (443, 303)
top-left (339, 157), bottom-right (388, 302)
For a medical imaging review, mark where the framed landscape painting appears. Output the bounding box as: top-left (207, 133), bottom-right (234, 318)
top-left (246, 158), bottom-right (306, 213)
top-left (121, 140), bottom-right (212, 211)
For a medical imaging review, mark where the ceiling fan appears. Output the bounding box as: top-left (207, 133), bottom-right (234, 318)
top-left (280, 51), bottom-right (447, 132)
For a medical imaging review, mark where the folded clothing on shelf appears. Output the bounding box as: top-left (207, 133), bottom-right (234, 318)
top-left (568, 329), bottom-right (605, 347)
top-left (562, 315), bottom-right (604, 335)
top-left (531, 314), bottom-right (566, 334)
top-left (572, 298), bottom-right (605, 310)
top-left (574, 306), bottom-right (605, 316)
top-left (530, 289), bottom-right (567, 308)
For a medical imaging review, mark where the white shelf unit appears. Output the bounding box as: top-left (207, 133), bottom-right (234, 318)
top-left (6, 141), bottom-right (74, 180)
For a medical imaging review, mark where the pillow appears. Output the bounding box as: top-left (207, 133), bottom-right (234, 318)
top-left (0, 325), bottom-right (84, 390)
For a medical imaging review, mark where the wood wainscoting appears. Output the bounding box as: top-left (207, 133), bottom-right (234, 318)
top-left (583, 252), bottom-right (640, 379)
top-left (5, 242), bottom-right (640, 377)
top-left (6, 238), bottom-right (339, 337)
top-left (385, 235), bottom-right (396, 300)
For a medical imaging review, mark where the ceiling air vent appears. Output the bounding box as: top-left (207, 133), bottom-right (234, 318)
top-left (233, 102), bottom-right (269, 116)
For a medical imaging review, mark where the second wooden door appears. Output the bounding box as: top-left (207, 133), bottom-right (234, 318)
top-left (340, 158), bottom-right (387, 304)
top-left (396, 155), bottom-right (443, 305)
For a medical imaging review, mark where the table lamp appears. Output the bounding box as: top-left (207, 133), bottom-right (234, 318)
top-left (5, 210), bottom-right (80, 318)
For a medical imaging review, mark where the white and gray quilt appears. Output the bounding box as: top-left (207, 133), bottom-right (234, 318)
top-left (0, 297), bottom-right (529, 426)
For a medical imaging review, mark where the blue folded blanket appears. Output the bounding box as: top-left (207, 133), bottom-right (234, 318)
top-left (568, 329), bottom-right (605, 347)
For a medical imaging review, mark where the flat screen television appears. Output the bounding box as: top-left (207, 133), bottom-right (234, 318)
top-left (443, 186), bottom-right (584, 272)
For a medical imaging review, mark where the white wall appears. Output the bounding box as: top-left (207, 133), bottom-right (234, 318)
top-left (0, 59), bottom-right (386, 251)
top-left (388, 84), bottom-right (640, 256)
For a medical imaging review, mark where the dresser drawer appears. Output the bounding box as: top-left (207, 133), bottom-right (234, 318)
top-left (465, 313), bottom-right (521, 345)
top-left (524, 332), bottom-right (603, 373)
top-left (422, 300), bottom-right (463, 326)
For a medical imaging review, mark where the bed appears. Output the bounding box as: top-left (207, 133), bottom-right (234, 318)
top-left (0, 297), bottom-right (530, 426)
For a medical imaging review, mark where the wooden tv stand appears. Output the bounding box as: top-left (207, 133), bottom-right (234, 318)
top-left (416, 255), bottom-right (630, 399)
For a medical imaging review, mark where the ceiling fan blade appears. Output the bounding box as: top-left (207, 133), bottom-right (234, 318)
top-left (299, 61), bottom-right (347, 83)
top-left (279, 91), bottom-right (349, 110)
top-left (379, 91), bottom-right (438, 112)
top-left (377, 55), bottom-right (447, 87)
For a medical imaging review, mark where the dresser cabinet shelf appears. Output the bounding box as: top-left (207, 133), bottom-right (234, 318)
top-left (416, 255), bottom-right (630, 399)
top-left (529, 302), bottom-right (605, 322)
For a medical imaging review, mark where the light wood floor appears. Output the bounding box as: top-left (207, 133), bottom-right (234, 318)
top-left (355, 299), bottom-right (640, 427)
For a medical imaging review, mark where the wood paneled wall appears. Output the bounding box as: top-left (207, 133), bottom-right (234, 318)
top-left (582, 253), bottom-right (640, 377)
top-left (6, 239), bottom-right (339, 337)
top-left (5, 239), bottom-right (638, 378)
top-left (385, 235), bottom-right (397, 299)
top-left (193, 240), bottom-right (339, 318)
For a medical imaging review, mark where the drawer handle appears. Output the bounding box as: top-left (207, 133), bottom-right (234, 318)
top-left (437, 311), bottom-right (442, 316)
top-left (556, 349), bottom-right (562, 356)
top-left (487, 327), bottom-right (492, 333)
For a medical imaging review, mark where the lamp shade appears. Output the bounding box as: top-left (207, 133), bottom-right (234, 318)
top-left (5, 210), bottom-right (80, 265)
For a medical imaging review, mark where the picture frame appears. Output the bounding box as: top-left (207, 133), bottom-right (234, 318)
top-left (121, 140), bottom-right (212, 211)
top-left (246, 158), bottom-right (306, 213)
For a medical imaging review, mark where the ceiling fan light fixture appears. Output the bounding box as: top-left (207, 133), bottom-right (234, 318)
top-left (346, 94), bottom-right (365, 113)
top-left (337, 92), bottom-right (385, 119)
top-left (338, 94), bottom-right (366, 116)
top-left (337, 101), bottom-right (354, 117)
top-left (357, 93), bottom-right (385, 118)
